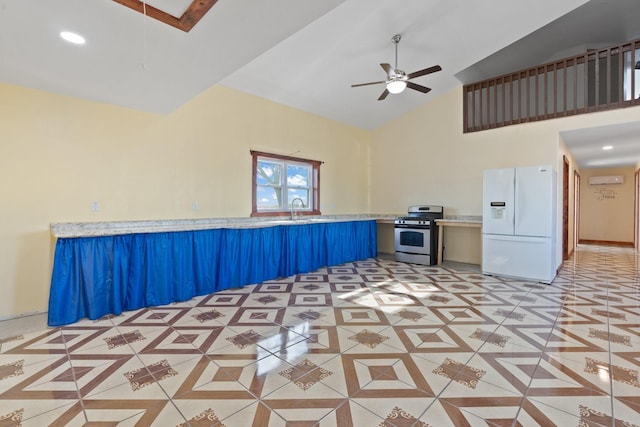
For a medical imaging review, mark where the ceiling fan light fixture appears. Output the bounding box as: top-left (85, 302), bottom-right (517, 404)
top-left (387, 80), bottom-right (407, 94)
top-left (351, 33), bottom-right (441, 100)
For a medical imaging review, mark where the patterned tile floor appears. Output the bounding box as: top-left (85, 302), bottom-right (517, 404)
top-left (1, 244), bottom-right (640, 426)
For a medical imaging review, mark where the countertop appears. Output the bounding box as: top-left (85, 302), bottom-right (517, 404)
top-left (50, 214), bottom-right (400, 238)
top-left (435, 215), bottom-right (482, 224)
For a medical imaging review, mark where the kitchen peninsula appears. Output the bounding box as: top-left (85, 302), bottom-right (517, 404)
top-left (48, 215), bottom-right (395, 326)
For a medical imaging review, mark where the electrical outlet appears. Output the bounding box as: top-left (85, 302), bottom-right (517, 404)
top-left (192, 201), bottom-right (199, 210)
top-left (91, 201), bottom-right (100, 212)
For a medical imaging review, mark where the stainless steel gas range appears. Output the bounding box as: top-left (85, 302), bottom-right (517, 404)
top-left (394, 205), bottom-right (443, 265)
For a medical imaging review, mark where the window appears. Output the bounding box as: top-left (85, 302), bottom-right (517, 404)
top-left (250, 150), bottom-right (321, 217)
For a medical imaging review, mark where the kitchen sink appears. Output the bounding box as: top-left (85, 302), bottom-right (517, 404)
top-left (254, 217), bottom-right (345, 227)
top-left (259, 220), bottom-right (296, 225)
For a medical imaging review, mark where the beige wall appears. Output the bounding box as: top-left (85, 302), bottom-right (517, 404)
top-left (0, 83), bottom-right (371, 318)
top-left (578, 167), bottom-right (635, 243)
top-left (370, 86), bottom-right (640, 265)
top-left (4, 79), bottom-right (640, 318)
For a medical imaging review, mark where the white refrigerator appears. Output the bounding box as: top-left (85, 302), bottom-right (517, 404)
top-left (482, 166), bottom-right (557, 284)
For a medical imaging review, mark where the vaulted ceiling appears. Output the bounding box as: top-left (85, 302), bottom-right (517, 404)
top-left (1, 0), bottom-right (639, 168)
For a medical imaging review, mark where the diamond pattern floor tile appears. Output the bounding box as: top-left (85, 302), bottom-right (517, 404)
top-left (1, 244), bottom-right (639, 425)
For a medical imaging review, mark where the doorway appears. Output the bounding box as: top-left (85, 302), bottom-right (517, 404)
top-left (562, 156), bottom-right (569, 260)
top-left (574, 171), bottom-right (580, 254)
top-left (635, 169), bottom-right (639, 249)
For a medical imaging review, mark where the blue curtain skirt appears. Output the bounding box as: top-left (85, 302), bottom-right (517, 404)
top-left (48, 221), bottom-right (377, 326)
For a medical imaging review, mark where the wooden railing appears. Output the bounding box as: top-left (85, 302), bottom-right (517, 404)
top-left (463, 39), bottom-right (640, 133)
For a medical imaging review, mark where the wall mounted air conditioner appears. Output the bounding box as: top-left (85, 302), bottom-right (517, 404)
top-left (588, 175), bottom-right (624, 185)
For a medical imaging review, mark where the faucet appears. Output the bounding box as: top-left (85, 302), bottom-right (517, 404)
top-left (290, 197), bottom-right (305, 220)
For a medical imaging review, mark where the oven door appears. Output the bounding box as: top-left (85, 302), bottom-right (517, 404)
top-left (394, 225), bottom-right (430, 255)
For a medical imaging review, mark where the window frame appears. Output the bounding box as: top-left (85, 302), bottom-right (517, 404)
top-left (250, 150), bottom-right (321, 217)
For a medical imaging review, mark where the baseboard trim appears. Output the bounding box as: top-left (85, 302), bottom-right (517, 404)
top-left (578, 239), bottom-right (634, 248)
top-left (0, 311), bottom-right (49, 340)
top-left (0, 310), bottom-right (46, 323)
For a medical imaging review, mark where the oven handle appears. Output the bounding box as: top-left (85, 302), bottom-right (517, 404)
top-left (394, 224), bottom-right (431, 230)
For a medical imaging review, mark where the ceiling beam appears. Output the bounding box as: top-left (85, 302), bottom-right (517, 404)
top-left (112, 0), bottom-right (219, 32)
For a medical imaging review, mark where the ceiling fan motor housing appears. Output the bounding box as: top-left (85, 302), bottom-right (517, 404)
top-left (389, 69), bottom-right (407, 82)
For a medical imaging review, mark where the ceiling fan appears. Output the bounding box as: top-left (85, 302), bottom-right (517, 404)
top-left (351, 34), bottom-right (441, 101)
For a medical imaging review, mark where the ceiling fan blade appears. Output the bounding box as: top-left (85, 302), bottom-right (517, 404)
top-left (380, 63), bottom-right (393, 76)
top-left (407, 65), bottom-right (442, 80)
top-left (378, 89), bottom-right (389, 101)
top-left (351, 80), bottom-right (386, 88)
top-left (407, 82), bottom-right (432, 94)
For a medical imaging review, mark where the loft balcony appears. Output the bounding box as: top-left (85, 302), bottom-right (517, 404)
top-left (463, 39), bottom-right (640, 133)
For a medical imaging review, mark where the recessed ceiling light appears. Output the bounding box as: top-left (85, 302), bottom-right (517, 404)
top-left (602, 145), bottom-right (613, 150)
top-left (60, 31), bottom-right (85, 45)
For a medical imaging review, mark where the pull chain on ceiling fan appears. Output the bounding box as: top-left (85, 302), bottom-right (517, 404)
top-left (351, 34), bottom-right (441, 101)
